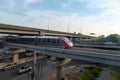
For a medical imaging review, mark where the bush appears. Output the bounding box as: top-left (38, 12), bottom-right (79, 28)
top-left (80, 66), bottom-right (102, 80)
top-left (109, 69), bottom-right (120, 80)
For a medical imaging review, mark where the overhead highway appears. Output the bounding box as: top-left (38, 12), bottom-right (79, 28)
top-left (0, 23), bottom-right (96, 40)
top-left (0, 23), bottom-right (74, 36)
top-left (6, 43), bottom-right (120, 67)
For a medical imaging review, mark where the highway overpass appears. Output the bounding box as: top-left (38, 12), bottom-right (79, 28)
top-left (0, 23), bottom-right (96, 40)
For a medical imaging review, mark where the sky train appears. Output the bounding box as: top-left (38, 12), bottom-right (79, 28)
top-left (6, 36), bottom-right (73, 48)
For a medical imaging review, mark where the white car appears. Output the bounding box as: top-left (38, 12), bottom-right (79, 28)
top-left (18, 65), bottom-right (32, 74)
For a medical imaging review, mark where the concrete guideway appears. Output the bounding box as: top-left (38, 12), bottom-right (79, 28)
top-left (7, 43), bottom-right (120, 67)
top-left (74, 44), bottom-right (120, 50)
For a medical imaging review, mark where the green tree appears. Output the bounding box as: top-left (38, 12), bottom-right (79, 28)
top-left (106, 34), bottom-right (120, 43)
top-left (96, 34), bottom-right (120, 43)
top-left (96, 35), bottom-right (106, 43)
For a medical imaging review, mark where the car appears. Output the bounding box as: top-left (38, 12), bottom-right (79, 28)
top-left (2, 63), bottom-right (17, 71)
top-left (18, 65), bottom-right (32, 74)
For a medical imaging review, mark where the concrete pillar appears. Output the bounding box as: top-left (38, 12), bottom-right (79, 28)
top-left (56, 58), bottom-right (71, 80)
top-left (13, 53), bottom-right (18, 63)
top-left (57, 60), bottom-right (64, 80)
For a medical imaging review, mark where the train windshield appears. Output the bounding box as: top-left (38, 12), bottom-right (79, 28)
top-left (64, 37), bottom-right (70, 42)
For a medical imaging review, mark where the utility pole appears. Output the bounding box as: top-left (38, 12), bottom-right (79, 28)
top-left (32, 51), bottom-right (37, 80)
top-left (57, 60), bottom-right (65, 80)
top-left (57, 60), bottom-right (62, 80)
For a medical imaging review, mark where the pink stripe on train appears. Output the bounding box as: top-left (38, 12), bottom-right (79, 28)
top-left (60, 39), bottom-right (69, 48)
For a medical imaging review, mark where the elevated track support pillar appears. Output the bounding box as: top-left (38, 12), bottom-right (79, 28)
top-left (12, 49), bottom-right (26, 63)
top-left (13, 53), bottom-right (18, 63)
top-left (56, 58), bottom-right (71, 80)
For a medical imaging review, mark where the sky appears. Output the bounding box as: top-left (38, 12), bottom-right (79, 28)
top-left (0, 0), bottom-right (120, 36)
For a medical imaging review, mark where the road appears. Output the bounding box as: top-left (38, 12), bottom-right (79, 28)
top-left (0, 57), bottom-right (116, 80)
top-left (12, 59), bottom-right (56, 80)
top-left (0, 58), bottom-right (88, 80)
top-left (0, 67), bottom-right (19, 80)
top-left (0, 58), bottom-right (53, 80)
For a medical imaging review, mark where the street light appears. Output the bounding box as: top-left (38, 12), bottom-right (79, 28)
top-left (47, 17), bottom-right (53, 31)
top-left (48, 19), bottom-right (49, 30)
top-left (67, 22), bottom-right (70, 33)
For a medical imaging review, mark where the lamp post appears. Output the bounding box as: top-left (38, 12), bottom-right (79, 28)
top-left (67, 22), bottom-right (70, 33)
top-left (47, 17), bottom-right (53, 31)
top-left (48, 19), bottom-right (49, 31)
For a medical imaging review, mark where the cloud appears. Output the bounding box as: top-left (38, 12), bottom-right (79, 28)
top-left (23, 0), bottom-right (41, 4)
top-left (0, 0), bottom-right (16, 11)
top-left (22, 0), bottom-right (42, 9)
top-left (61, 1), bottom-right (73, 9)
top-left (78, 0), bottom-right (120, 15)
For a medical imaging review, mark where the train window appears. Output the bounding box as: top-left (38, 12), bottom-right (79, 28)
top-left (25, 38), bottom-right (27, 41)
top-left (27, 38), bottom-right (29, 42)
top-left (49, 38), bottom-right (52, 44)
top-left (30, 38), bottom-right (33, 42)
top-left (57, 39), bottom-right (60, 44)
top-left (32, 38), bottom-right (34, 41)
top-left (20, 38), bottom-right (24, 42)
top-left (44, 38), bottom-right (47, 43)
top-left (64, 37), bottom-right (70, 42)
top-left (38, 38), bottom-right (41, 43)
top-left (41, 38), bottom-right (46, 43)
top-left (41, 38), bottom-right (43, 43)
top-left (27, 38), bottom-right (30, 43)
top-left (47, 38), bottom-right (50, 43)
top-left (29, 38), bottom-right (31, 42)
top-left (24, 38), bottom-right (27, 41)
top-left (31, 38), bottom-right (34, 43)
top-left (52, 39), bottom-right (56, 44)
top-left (28, 38), bottom-right (30, 41)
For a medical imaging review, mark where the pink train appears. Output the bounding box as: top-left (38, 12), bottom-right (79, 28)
top-left (6, 36), bottom-right (73, 48)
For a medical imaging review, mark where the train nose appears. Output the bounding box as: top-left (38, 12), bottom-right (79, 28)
top-left (70, 42), bottom-right (73, 47)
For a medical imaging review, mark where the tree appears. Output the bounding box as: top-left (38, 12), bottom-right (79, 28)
top-left (96, 35), bottom-right (106, 43)
top-left (96, 34), bottom-right (120, 43)
top-left (106, 34), bottom-right (120, 43)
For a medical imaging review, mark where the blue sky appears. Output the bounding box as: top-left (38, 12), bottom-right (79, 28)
top-left (0, 0), bottom-right (120, 36)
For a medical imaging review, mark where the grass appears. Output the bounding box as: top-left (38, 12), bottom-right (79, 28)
top-left (109, 69), bottom-right (120, 80)
top-left (65, 65), bottom-right (102, 80)
top-left (50, 65), bottom-right (102, 80)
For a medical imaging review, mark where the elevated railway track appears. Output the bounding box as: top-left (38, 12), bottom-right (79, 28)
top-left (74, 43), bottom-right (120, 50)
top-left (72, 47), bottom-right (120, 55)
top-left (6, 43), bottom-right (120, 67)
